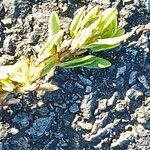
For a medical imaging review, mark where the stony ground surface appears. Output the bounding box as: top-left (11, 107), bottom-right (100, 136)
top-left (0, 0), bottom-right (150, 150)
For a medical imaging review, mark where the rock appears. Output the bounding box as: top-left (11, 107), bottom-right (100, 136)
top-left (116, 66), bottom-right (126, 78)
top-left (75, 82), bottom-right (84, 89)
top-left (83, 119), bottom-right (120, 141)
top-left (3, 36), bottom-right (16, 55)
top-left (93, 112), bottom-right (109, 128)
top-left (23, 15), bottom-right (34, 33)
top-left (71, 94), bottom-right (81, 104)
top-left (115, 100), bottom-right (127, 112)
top-left (72, 115), bottom-right (92, 131)
top-left (0, 21), bottom-right (4, 48)
top-left (138, 75), bottom-right (149, 89)
top-left (43, 140), bottom-right (57, 150)
top-left (107, 92), bottom-right (119, 107)
top-left (126, 86), bottom-right (144, 112)
top-left (12, 112), bottom-right (31, 129)
top-left (9, 128), bottom-right (19, 135)
top-left (146, 0), bottom-right (150, 13)
top-left (132, 104), bottom-right (150, 129)
top-left (0, 143), bottom-right (2, 150)
top-left (2, 137), bottom-right (28, 150)
top-left (79, 75), bottom-right (92, 85)
top-left (97, 99), bottom-right (107, 111)
top-left (122, 0), bottom-right (133, 5)
top-left (134, 0), bottom-right (140, 6)
top-left (1, 1), bottom-right (150, 150)
top-left (74, 120), bottom-right (92, 130)
top-left (93, 0), bottom-right (111, 8)
top-left (69, 103), bottom-right (79, 113)
top-left (64, 120), bottom-right (70, 126)
top-left (94, 138), bottom-right (110, 149)
top-left (0, 54), bottom-right (14, 65)
top-left (37, 107), bottom-right (49, 116)
top-left (3, 0), bottom-right (32, 19)
top-left (1, 18), bottom-right (12, 27)
top-left (80, 93), bottom-right (95, 119)
top-left (26, 114), bottom-right (55, 139)
top-left (32, 0), bottom-right (43, 4)
top-left (0, 36), bottom-right (4, 48)
top-left (111, 130), bottom-right (134, 149)
top-left (62, 3), bottom-right (68, 12)
top-left (0, 123), bottom-right (9, 140)
top-left (85, 86), bottom-right (92, 93)
top-left (129, 71), bottom-right (137, 84)
top-left (27, 31), bottom-right (40, 45)
top-left (126, 86), bottom-right (143, 100)
top-left (0, 4), bottom-right (5, 20)
top-left (115, 77), bottom-right (125, 89)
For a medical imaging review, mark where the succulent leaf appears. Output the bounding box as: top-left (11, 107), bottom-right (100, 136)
top-left (89, 28), bottom-right (135, 46)
top-left (70, 7), bottom-right (86, 38)
top-left (83, 57), bottom-right (111, 68)
top-left (83, 43), bottom-right (120, 52)
top-left (37, 30), bottom-right (64, 64)
top-left (48, 11), bottom-right (60, 38)
top-left (81, 5), bottom-right (100, 29)
top-left (101, 8), bottom-right (118, 33)
top-left (59, 55), bottom-right (95, 68)
top-left (101, 17), bottom-right (118, 38)
top-left (40, 62), bottom-right (55, 77)
top-left (71, 16), bottom-right (102, 50)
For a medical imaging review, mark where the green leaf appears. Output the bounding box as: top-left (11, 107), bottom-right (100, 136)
top-left (84, 57), bottom-right (111, 68)
top-left (81, 5), bottom-right (100, 29)
top-left (38, 36), bottom-right (53, 56)
top-left (111, 17), bottom-right (118, 36)
top-left (71, 16), bottom-right (102, 50)
top-left (59, 55), bottom-right (95, 68)
top-left (102, 8), bottom-right (116, 20)
top-left (40, 62), bottom-right (55, 77)
top-left (84, 43), bottom-right (120, 52)
top-left (48, 11), bottom-right (60, 38)
top-left (77, 27), bottom-right (93, 47)
top-left (48, 30), bottom-right (64, 50)
top-left (37, 30), bottom-right (64, 64)
top-left (101, 8), bottom-right (118, 33)
top-left (102, 17), bottom-right (118, 38)
top-left (89, 28), bottom-right (135, 46)
top-left (70, 7), bottom-right (86, 38)
top-left (94, 8), bottom-right (116, 35)
top-left (114, 28), bottom-right (125, 37)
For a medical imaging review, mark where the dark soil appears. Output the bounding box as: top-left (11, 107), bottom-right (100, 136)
top-left (0, 0), bottom-right (150, 150)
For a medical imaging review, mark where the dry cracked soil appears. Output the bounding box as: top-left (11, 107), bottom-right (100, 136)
top-left (0, 0), bottom-right (150, 150)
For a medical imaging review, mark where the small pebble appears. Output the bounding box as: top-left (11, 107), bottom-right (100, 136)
top-left (9, 128), bottom-right (19, 135)
top-left (69, 104), bottom-right (79, 113)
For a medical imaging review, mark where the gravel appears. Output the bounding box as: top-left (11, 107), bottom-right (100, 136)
top-left (1, 0), bottom-right (150, 150)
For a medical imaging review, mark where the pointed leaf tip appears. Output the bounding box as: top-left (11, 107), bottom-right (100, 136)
top-left (84, 57), bottom-right (111, 68)
top-left (48, 11), bottom-right (60, 38)
top-left (70, 6), bottom-right (86, 38)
